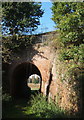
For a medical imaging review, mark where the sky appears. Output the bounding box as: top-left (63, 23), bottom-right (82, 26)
top-left (2, 2), bottom-right (56, 35)
top-left (33, 2), bottom-right (56, 34)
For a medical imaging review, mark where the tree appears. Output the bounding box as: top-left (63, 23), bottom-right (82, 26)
top-left (52, 2), bottom-right (84, 45)
top-left (2, 2), bottom-right (44, 35)
top-left (2, 2), bottom-right (44, 63)
top-left (33, 78), bottom-right (39, 84)
top-left (51, 2), bottom-right (84, 63)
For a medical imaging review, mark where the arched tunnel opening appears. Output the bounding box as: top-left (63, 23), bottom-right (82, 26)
top-left (10, 62), bottom-right (42, 98)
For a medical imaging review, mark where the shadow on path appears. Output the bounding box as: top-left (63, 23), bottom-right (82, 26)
top-left (2, 91), bottom-right (39, 119)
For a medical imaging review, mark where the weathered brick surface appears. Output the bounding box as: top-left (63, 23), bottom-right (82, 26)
top-left (32, 46), bottom-right (53, 95)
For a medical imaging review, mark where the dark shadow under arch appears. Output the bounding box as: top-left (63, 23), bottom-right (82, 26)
top-left (10, 62), bottom-right (42, 98)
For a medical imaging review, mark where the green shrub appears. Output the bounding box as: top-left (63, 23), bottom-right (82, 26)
top-left (59, 44), bottom-right (84, 64)
top-left (29, 93), bottom-right (66, 118)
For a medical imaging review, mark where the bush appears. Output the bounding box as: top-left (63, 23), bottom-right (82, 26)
top-left (29, 93), bottom-right (66, 118)
top-left (59, 44), bottom-right (84, 64)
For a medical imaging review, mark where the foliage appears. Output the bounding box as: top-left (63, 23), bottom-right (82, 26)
top-left (2, 34), bottom-right (38, 63)
top-left (33, 78), bottom-right (39, 84)
top-left (2, 93), bottom-right (30, 118)
top-left (2, 2), bottom-right (44, 63)
top-left (2, 2), bottom-right (44, 35)
top-left (59, 44), bottom-right (84, 63)
top-left (29, 93), bottom-right (66, 118)
top-left (2, 93), bottom-right (12, 102)
top-left (52, 2), bottom-right (84, 63)
top-left (53, 53), bottom-right (84, 117)
top-left (2, 92), bottom-right (67, 118)
top-left (2, 43), bottom-right (11, 63)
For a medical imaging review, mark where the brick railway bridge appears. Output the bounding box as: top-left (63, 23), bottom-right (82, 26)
top-left (3, 31), bottom-right (80, 113)
top-left (5, 31), bottom-right (57, 100)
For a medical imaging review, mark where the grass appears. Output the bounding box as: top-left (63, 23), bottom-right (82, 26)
top-left (31, 87), bottom-right (39, 90)
top-left (2, 92), bottom-right (37, 118)
top-left (2, 92), bottom-right (68, 119)
top-left (2, 94), bottom-right (30, 118)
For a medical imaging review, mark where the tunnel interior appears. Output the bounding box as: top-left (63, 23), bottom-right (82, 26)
top-left (11, 62), bottom-right (42, 98)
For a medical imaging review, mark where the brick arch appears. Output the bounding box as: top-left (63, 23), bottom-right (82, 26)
top-left (10, 61), bottom-right (42, 97)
